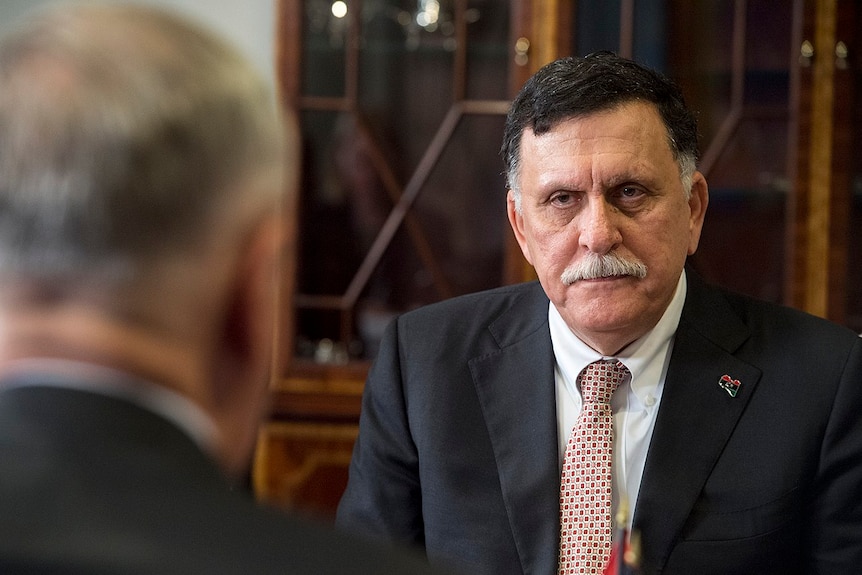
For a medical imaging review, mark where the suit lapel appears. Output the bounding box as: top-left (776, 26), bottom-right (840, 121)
top-left (633, 273), bottom-right (763, 573)
top-left (469, 283), bottom-right (560, 575)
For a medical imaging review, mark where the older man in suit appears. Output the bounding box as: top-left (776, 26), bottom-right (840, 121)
top-left (0, 4), bottom-right (450, 574)
top-left (337, 52), bottom-right (862, 574)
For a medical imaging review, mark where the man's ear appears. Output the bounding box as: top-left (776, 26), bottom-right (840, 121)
top-left (686, 171), bottom-right (709, 255)
top-left (209, 213), bottom-right (284, 476)
top-left (507, 190), bottom-right (534, 265)
top-left (213, 215), bottom-right (283, 401)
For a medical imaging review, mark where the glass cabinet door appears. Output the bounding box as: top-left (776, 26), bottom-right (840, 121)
top-left (258, 0), bottom-right (524, 517)
top-left (571, 0), bottom-right (795, 304)
top-left (260, 0), bottom-right (860, 518)
top-left (291, 0), bottom-right (513, 365)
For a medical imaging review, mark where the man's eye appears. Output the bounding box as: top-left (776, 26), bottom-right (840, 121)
top-left (620, 186), bottom-right (642, 198)
top-left (550, 192), bottom-right (574, 205)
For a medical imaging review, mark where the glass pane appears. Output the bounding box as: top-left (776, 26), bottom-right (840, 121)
top-left (302, 0), bottom-right (348, 97)
top-left (575, 0), bottom-right (621, 56)
top-left (695, 118), bottom-right (789, 302)
top-left (295, 0), bottom-right (511, 362)
top-left (572, 0), bottom-right (793, 304)
top-left (632, 0), bottom-right (667, 69)
top-left (297, 110), bottom-right (370, 297)
top-left (412, 114), bottom-right (508, 295)
top-left (685, 0), bottom-right (792, 303)
top-left (359, 0), bottom-right (454, 174)
top-left (465, 0), bottom-right (510, 100)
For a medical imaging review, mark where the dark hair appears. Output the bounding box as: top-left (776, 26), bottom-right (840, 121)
top-left (501, 51), bottom-right (699, 194)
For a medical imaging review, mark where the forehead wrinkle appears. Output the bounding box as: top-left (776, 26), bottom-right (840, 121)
top-left (582, 151), bottom-right (657, 197)
top-left (522, 105), bottom-right (672, 196)
top-left (598, 157), bottom-right (658, 189)
top-left (529, 146), bottom-right (645, 196)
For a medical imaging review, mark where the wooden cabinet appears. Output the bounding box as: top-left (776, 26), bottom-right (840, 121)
top-left (255, 0), bottom-right (862, 517)
top-left (789, 0), bottom-right (862, 328)
top-left (256, 0), bottom-right (530, 516)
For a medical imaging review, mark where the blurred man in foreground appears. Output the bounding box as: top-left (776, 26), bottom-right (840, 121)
top-left (0, 4), bottom-right (448, 573)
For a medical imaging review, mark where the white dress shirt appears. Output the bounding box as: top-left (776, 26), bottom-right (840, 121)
top-left (550, 271), bottom-right (687, 527)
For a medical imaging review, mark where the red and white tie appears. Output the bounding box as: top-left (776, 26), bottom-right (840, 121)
top-left (558, 359), bottom-right (629, 575)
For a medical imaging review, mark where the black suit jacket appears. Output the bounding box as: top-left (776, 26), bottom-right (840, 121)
top-left (0, 382), bottom-right (448, 574)
top-left (337, 272), bottom-right (862, 574)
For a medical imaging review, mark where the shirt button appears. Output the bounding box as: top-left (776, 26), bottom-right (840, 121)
top-left (644, 395), bottom-right (656, 407)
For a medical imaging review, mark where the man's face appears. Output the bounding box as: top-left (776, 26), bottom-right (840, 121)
top-left (507, 101), bottom-right (708, 355)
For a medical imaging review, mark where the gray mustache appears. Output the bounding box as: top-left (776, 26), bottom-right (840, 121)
top-left (561, 253), bottom-right (648, 285)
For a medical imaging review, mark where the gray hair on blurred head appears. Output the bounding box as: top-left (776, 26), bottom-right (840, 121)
top-left (0, 3), bottom-right (285, 287)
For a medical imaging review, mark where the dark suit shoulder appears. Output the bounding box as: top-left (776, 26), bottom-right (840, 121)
top-left (0, 387), bottom-right (449, 575)
top-left (400, 281), bottom-right (545, 322)
top-left (684, 272), bottom-right (860, 355)
top-left (726, 288), bottom-right (855, 337)
top-left (390, 282), bottom-right (549, 358)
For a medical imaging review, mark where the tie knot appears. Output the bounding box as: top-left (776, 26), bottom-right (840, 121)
top-left (578, 359), bottom-right (628, 404)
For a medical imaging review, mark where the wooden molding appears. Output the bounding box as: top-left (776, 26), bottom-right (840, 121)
top-left (803, 0), bottom-right (837, 318)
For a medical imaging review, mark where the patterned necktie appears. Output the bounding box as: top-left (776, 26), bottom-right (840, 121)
top-left (558, 359), bottom-right (629, 575)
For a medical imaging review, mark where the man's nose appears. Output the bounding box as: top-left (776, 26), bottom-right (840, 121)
top-left (578, 198), bottom-right (622, 255)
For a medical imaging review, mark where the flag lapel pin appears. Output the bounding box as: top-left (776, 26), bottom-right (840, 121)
top-left (718, 374), bottom-right (741, 398)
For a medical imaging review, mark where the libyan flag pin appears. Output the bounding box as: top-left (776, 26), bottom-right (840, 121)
top-left (718, 374), bottom-right (741, 398)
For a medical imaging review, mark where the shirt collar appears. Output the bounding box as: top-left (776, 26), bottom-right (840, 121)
top-left (548, 271), bottom-right (687, 405)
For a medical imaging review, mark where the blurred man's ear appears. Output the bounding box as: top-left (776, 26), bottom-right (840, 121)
top-left (219, 214), bottom-right (282, 387)
top-left (210, 212), bottom-right (283, 473)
